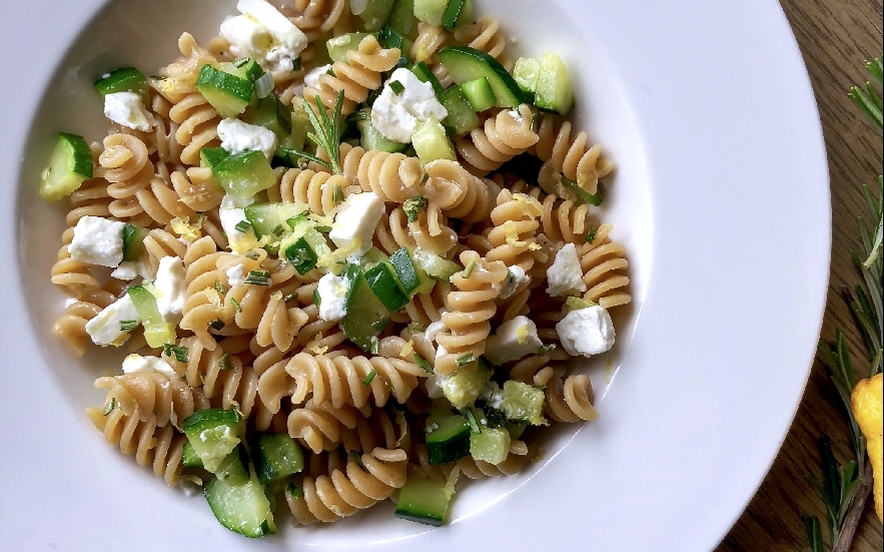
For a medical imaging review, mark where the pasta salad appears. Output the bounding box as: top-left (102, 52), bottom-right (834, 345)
top-left (40, 0), bottom-right (630, 537)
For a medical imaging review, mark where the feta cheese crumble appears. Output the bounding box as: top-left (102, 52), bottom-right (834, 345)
top-left (546, 242), bottom-right (586, 297)
top-left (484, 315), bottom-right (543, 365)
top-left (316, 272), bottom-right (349, 322)
top-left (329, 192), bottom-right (385, 258)
top-left (151, 256), bottom-right (186, 324)
top-left (499, 266), bottom-right (530, 299)
top-left (371, 67), bottom-right (448, 143)
top-left (217, 118), bottom-right (279, 160)
top-left (226, 262), bottom-right (248, 287)
top-left (219, 0), bottom-right (308, 72)
top-left (103, 91), bottom-right (153, 132)
top-left (303, 64), bottom-right (332, 88)
top-left (555, 304), bottom-right (616, 357)
top-left (69, 215), bottom-right (126, 268)
top-left (85, 294), bottom-right (140, 346)
top-left (219, 194), bottom-right (256, 253)
top-left (122, 353), bottom-right (178, 379)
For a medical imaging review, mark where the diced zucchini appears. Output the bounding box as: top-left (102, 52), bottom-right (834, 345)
top-left (127, 285), bottom-right (175, 348)
top-left (122, 223), bottom-right (148, 262)
top-left (440, 360), bottom-right (492, 408)
top-left (412, 248), bottom-right (460, 280)
top-left (212, 150), bottom-right (277, 198)
top-left (409, 61), bottom-right (444, 98)
top-left (200, 146), bottom-right (230, 169)
top-left (243, 202), bottom-right (308, 238)
top-left (253, 433), bottom-right (305, 485)
top-left (437, 46), bottom-right (527, 108)
top-left (394, 469), bottom-right (452, 526)
top-left (242, 95), bottom-right (293, 140)
top-left (412, 119), bottom-right (455, 163)
top-left (280, 216), bottom-right (332, 274)
top-left (387, 0), bottom-right (417, 36)
top-left (498, 380), bottom-right (546, 426)
top-left (353, 0), bottom-right (396, 31)
top-left (356, 109), bottom-right (407, 152)
top-left (512, 57), bottom-right (540, 99)
top-left (426, 413), bottom-right (471, 465)
top-left (442, 85), bottom-right (479, 134)
top-left (204, 473), bottom-right (276, 538)
top-left (284, 237), bottom-right (319, 275)
top-left (534, 52), bottom-right (574, 115)
top-left (196, 64), bottom-right (255, 118)
top-left (389, 247), bottom-right (433, 295)
top-left (213, 447), bottom-right (250, 485)
top-left (222, 58), bottom-right (265, 82)
top-left (365, 262), bottom-right (410, 312)
top-left (181, 408), bottom-right (242, 473)
top-left (181, 441), bottom-right (204, 468)
top-left (377, 25), bottom-right (412, 51)
top-left (342, 264), bottom-right (391, 351)
top-left (469, 426), bottom-right (510, 465)
top-left (281, 103), bottom-right (311, 151)
top-left (39, 132), bottom-right (93, 201)
top-left (414, 0), bottom-right (472, 28)
top-left (327, 32), bottom-right (372, 62)
top-left (94, 66), bottom-right (150, 104)
top-left (460, 77), bottom-right (496, 112)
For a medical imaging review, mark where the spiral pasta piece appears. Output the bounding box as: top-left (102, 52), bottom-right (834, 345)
top-left (286, 447), bottom-right (408, 524)
top-left (285, 400), bottom-right (366, 453)
top-left (277, 168), bottom-right (350, 216)
top-left (453, 16), bottom-right (508, 63)
top-left (454, 104), bottom-right (539, 175)
top-left (375, 204), bottom-right (458, 257)
top-left (545, 373), bottom-right (599, 422)
top-left (141, 228), bottom-right (189, 277)
top-left (169, 90), bottom-right (221, 166)
top-left (435, 250), bottom-right (508, 374)
top-left (533, 113), bottom-right (615, 195)
top-left (170, 167), bottom-right (225, 212)
top-left (301, 35), bottom-right (400, 114)
top-left (283, 352), bottom-right (428, 409)
top-left (179, 237), bottom-right (235, 349)
top-left (485, 189), bottom-right (544, 272)
top-left (155, 33), bottom-right (219, 103)
top-left (51, 287), bottom-right (119, 356)
top-left (94, 371), bottom-right (210, 428)
top-left (278, 0), bottom-right (349, 42)
top-left (423, 159), bottom-right (499, 223)
top-left (254, 291), bottom-right (310, 351)
top-left (539, 193), bottom-right (594, 245)
top-left (87, 405), bottom-right (186, 486)
top-left (578, 223), bottom-right (631, 309)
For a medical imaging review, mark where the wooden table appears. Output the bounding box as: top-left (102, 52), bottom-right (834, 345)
top-left (717, 0), bottom-right (883, 550)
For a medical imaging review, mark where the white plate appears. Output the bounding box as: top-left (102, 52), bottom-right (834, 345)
top-left (0, 0), bottom-right (828, 550)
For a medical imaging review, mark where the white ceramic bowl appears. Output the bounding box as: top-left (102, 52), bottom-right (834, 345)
top-left (0, 1), bottom-right (828, 550)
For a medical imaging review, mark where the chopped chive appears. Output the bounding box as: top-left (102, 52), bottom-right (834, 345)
top-left (537, 344), bottom-right (556, 356)
top-left (102, 397), bottom-right (116, 416)
top-left (314, 225), bottom-right (332, 233)
top-left (214, 280), bottom-right (229, 294)
top-left (333, 183), bottom-right (345, 203)
top-left (233, 57), bottom-right (250, 68)
top-left (349, 450), bottom-right (365, 468)
top-left (420, 172), bottom-right (429, 185)
top-left (119, 319), bottom-right (138, 332)
top-left (292, 57), bottom-right (302, 71)
top-left (456, 353), bottom-right (475, 367)
top-left (287, 483), bottom-right (302, 499)
top-left (230, 297), bottom-right (242, 312)
top-left (461, 260), bottom-right (476, 278)
top-left (245, 250), bottom-right (261, 260)
top-left (413, 353), bottom-right (434, 374)
top-left (218, 353), bottom-right (234, 371)
top-left (463, 408), bottom-right (481, 433)
top-left (162, 343), bottom-right (189, 363)
top-left (403, 195), bottom-right (429, 222)
top-left (271, 223), bottom-right (286, 237)
top-left (283, 292), bottom-right (298, 303)
top-left (389, 80), bottom-right (405, 95)
top-left (312, 288), bottom-right (321, 307)
top-left (362, 369), bottom-right (378, 386)
top-left (585, 227), bottom-right (598, 244)
top-left (208, 318), bottom-right (225, 331)
top-left (244, 269), bottom-right (272, 286)
top-left (561, 176), bottom-right (604, 206)
top-left (369, 336), bottom-right (380, 355)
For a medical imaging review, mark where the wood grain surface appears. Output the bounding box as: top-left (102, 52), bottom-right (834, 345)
top-left (716, 0), bottom-right (883, 550)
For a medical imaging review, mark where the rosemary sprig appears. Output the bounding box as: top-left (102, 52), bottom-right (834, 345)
top-left (299, 89), bottom-right (346, 174)
top-left (806, 55), bottom-right (883, 552)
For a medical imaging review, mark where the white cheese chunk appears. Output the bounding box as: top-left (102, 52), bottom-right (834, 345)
top-left (329, 192), bottom-right (385, 258)
top-left (316, 272), bottom-right (349, 322)
top-left (303, 64), bottom-right (332, 88)
top-left (219, 194), bottom-right (256, 253)
top-left (217, 117), bottom-right (279, 160)
top-left (499, 266), bottom-right (530, 299)
top-left (69, 215), bottom-right (126, 268)
top-left (555, 305), bottom-right (616, 357)
top-left (484, 315), bottom-right (543, 365)
top-left (546, 242), bottom-right (586, 297)
top-left (111, 258), bottom-right (152, 281)
top-left (150, 256), bottom-right (186, 324)
top-left (371, 67), bottom-right (448, 143)
top-left (122, 353), bottom-right (178, 379)
top-left (85, 294), bottom-right (140, 347)
top-left (103, 91), bottom-right (153, 132)
top-left (226, 262), bottom-right (247, 287)
top-left (220, 0), bottom-right (308, 72)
